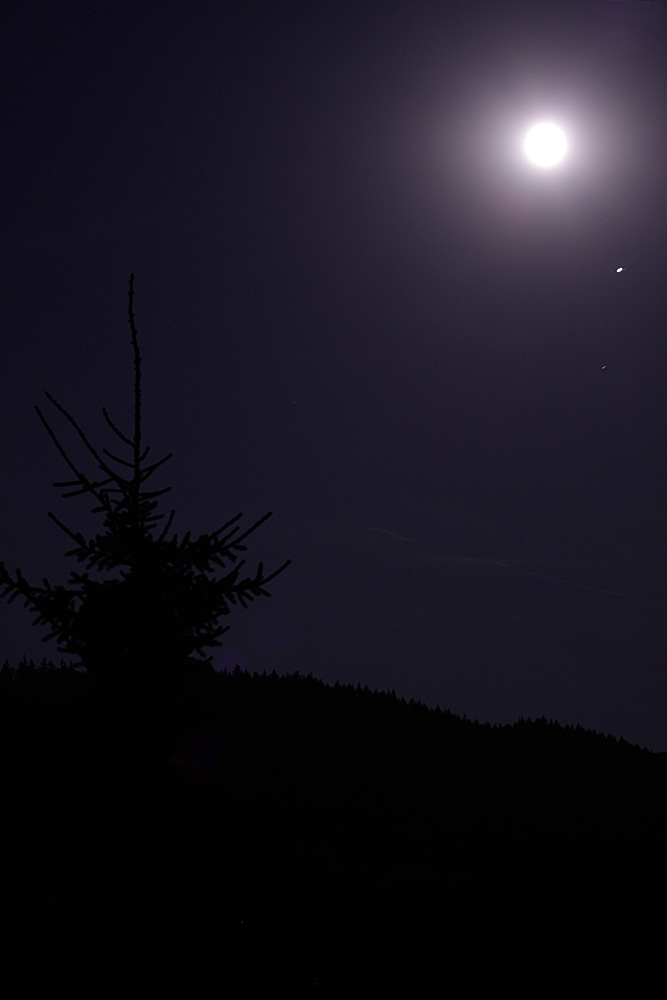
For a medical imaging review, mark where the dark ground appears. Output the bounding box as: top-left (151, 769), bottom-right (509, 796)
top-left (2, 662), bottom-right (665, 997)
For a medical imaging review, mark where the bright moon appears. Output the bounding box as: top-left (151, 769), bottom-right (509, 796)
top-left (523, 122), bottom-right (567, 168)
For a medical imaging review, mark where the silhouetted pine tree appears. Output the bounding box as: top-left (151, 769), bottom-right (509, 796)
top-left (0, 274), bottom-right (290, 699)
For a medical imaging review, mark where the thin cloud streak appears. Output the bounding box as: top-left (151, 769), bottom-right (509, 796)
top-left (363, 522), bottom-right (667, 613)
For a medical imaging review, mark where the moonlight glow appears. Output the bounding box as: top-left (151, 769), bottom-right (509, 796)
top-left (523, 122), bottom-right (568, 168)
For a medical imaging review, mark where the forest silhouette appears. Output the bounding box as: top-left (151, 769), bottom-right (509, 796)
top-left (1, 279), bottom-right (664, 996)
top-left (2, 657), bottom-right (665, 997)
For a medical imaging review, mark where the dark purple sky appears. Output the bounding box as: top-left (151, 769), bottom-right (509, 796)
top-left (2, 1), bottom-right (667, 749)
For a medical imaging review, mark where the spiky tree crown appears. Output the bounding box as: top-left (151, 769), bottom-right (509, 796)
top-left (0, 275), bottom-right (290, 686)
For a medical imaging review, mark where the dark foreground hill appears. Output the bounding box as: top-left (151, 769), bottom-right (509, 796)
top-left (1, 660), bottom-right (665, 997)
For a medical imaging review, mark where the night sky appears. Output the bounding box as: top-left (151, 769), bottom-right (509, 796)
top-left (2, 0), bottom-right (667, 750)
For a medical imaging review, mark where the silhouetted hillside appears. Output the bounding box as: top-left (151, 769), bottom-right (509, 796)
top-left (1, 657), bottom-right (657, 816)
top-left (1, 659), bottom-right (665, 997)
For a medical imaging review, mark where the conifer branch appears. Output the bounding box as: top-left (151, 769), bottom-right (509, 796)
top-left (102, 406), bottom-right (133, 447)
top-left (39, 393), bottom-right (120, 487)
top-left (102, 448), bottom-right (135, 468)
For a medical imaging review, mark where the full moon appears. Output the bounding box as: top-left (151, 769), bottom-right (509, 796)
top-left (523, 122), bottom-right (567, 168)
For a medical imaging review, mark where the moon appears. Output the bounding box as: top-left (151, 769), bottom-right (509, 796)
top-left (523, 122), bottom-right (568, 169)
